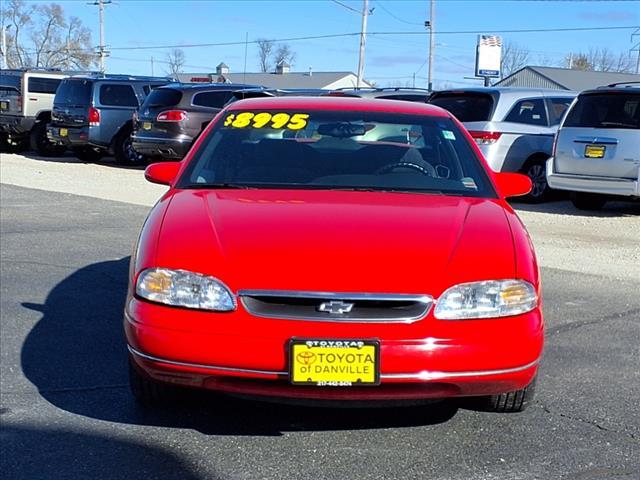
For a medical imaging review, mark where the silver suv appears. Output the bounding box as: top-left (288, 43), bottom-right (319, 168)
top-left (429, 87), bottom-right (576, 202)
top-left (547, 83), bottom-right (639, 210)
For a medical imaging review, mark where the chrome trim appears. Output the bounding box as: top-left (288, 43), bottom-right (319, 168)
top-left (238, 290), bottom-right (434, 323)
top-left (128, 346), bottom-right (286, 376)
top-left (132, 135), bottom-right (191, 144)
top-left (128, 346), bottom-right (538, 381)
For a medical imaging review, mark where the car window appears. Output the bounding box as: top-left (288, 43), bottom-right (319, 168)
top-left (54, 79), bottom-right (92, 105)
top-left (192, 91), bottom-right (234, 108)
top-left (27, 77), bottom-right (62, 94)
top-left (179, 109), bottom-right (495, 198)
top-left (548, 98), bottom-right (574, 125)
top-left (99, 84), bottom-right (138, 107)
top-left (563, 92), bottom-right (639, 130)
top-left (428, 92), bottom-right (494, 122)
top-left (0, 73), bottom-right (22, 93)
top-left (142, 88), bottom-right (183, 108)
top-left (504, 98), bottom-right (548, 126)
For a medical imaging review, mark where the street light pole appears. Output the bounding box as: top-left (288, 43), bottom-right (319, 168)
top-left (356, 0), bottom-right (369, 88)
top-left (427, 0), bottom-right (435, 91)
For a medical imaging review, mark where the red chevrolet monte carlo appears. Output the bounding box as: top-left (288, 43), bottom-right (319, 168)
top-left (125, 96), bottom-right (543, 412)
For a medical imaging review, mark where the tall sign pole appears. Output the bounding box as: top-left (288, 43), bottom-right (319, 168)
top-left (356, 0), bottom-right (369, 88)
top-left (427, 0), bottom-right (435, 91)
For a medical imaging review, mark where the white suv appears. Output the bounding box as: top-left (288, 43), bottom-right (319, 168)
top-left (547, 83), bottom-right (639, 210)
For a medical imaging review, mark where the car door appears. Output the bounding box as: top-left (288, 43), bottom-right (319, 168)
top-left (555, 91), bottom-right (640, 179)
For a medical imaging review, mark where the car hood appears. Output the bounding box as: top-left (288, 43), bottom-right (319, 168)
top-left (154, 189), bottom-right (515, 296)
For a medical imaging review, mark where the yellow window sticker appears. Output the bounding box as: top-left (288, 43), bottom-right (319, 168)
top-left (224, 112), bottom-right (309, 130)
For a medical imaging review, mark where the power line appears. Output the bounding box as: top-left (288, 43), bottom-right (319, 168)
top-left (329, 0), bottom-right (361, 15)
top-left (374, 1), bottom-right (423, 27)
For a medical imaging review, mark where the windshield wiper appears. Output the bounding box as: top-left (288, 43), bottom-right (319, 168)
top-left (182, 183), bottom-right (257, 190)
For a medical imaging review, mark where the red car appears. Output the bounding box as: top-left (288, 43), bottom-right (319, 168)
top-left (126, 96), bottom-right (543, 411)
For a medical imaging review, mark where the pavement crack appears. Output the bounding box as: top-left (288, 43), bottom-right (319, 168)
top-left (38, 383), bottom-right (129, 394)
top-left (538, 402), bottom-right (638, 442)
top-left (547, 307), bottom-right (640, 336)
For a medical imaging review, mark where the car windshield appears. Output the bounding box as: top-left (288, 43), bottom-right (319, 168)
top-left (55, 79), bottom-right (92, 106)
top-left (428, 92), bottom-right (495, 122)
top-left (563, 92), bottom-right (639, 129)
top-left (178, 109), bottom-right (495, 197)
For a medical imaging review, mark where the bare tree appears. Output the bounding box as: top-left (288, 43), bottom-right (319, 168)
top-left (565, 52), bottom-right (591, 70)
top-left (256, 38), bottom-right (274, 73)
top-left (165, 48), bottom-right (186, 77)
top-left (565, 48), bottom-right (633, 73)
top-left (500, 41), bottom-right (530, 79)
top-left (2, 0), bottom-right (95, 69)
top-left (273, 43), bottom-right (296, 68)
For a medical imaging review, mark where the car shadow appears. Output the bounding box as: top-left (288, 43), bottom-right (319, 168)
top-left (512, 199), bottom-right (640, 217)
top-left (18, 151), bottom-right (147, 170)
top-left (20, 257), bottom-right (458, 436)
top-left (1, 424), bottom-right (207, 480)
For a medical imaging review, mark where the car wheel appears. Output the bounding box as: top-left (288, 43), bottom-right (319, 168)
top-left (571, 192), bottom-right (607, 211)
top-left (521, 160), bottom-right (550, 203)
top-left (128, 358), bottom-right (177, 406)
top-left (114, 127), bottom-right (145, 166)
top-left (1, 133), bottom-right (28, 153)
top-left (30, 122), bottom-right (66, 157)
top-left (72, 146), bottom-right (104, 163)
top-left (480, 377), bottom-right (536, 413)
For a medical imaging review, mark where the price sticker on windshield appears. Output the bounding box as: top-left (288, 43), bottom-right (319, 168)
top-left (224, 112), bottom-right (309, 130)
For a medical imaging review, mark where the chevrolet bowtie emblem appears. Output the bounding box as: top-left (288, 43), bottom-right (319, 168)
top-left (317, 300), bottom-right (354, 315)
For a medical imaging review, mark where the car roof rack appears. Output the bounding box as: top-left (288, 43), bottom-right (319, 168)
top-left (69, 73), bottom-right (172, 81)
top-left (334, 87), bottom-right (431, 92)
top-left (604, 81), bottom-right (640, 88)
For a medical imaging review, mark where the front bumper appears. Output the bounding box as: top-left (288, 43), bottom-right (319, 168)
top-left (547, 158), bottom-right (640, 198)
top-left (131, 134), bottom-right (192, 160)
top-left (125, 298), bottom-right (543, 401)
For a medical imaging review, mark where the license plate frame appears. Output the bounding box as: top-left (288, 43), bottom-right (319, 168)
top-left (142, 122), bottom-right (152, 130)
top-left (59, 128), bottom-right (68, 137)
top-left (584, 144), bottom-right (605, 159)
top-left (0, 101), bottom-right (8, 110)
top-left (289, 338), bottom-right (380, 386)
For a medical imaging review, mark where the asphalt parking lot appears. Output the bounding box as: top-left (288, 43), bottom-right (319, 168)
top-left (1, 154), bottom-right (639, 479)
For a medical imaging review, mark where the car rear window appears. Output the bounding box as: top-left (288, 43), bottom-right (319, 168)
top-left (192, 91), bottom-right (234, 108)
top-left (99, 84), bottom-right (138, 107)
top-left (55, 79), bottom-right (92, 105)
top-left (28, 77), bottom-right (62, 94)
top-left (179, 109), bottom-right (495, 198)
top-left (428, 92), bottom-right (495, 122)
top-left (143, 88), bottom-right (182, 108)
top-left (0, 74), bottom-right (22, 93)
top-left (563, 92), bottom-right (639, 129)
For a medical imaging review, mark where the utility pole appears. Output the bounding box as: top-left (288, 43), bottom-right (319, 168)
top-left (631, 28), bottom-right (640, 74)
top-left (356, 0), bottom-right (369, 88)
top-left (89, 0), bottom-right (111, 73)
top-left (427, 0), bottom-right (435, 91)
top-left (150, 56), bottom-right (154, 76)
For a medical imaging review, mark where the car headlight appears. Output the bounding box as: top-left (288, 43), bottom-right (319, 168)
top-left (434, 279), bottom-right (537, 320)
top-left (136, 268), bottom-right (236, 311)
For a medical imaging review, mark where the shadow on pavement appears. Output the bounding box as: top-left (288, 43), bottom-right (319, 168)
top-left (18, 151), bottom-right (146, 170)
top-left (512, 198), bottom-right (640, 217)
top-left (21, 257), bottom-right (458, 436)
top-left (0, 424), bottom-right (207, 480)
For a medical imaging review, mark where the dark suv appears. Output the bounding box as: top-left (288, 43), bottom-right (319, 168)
top-left (132, 83), bottom-right (258, 160)
top-left (47, 74), bottom-right (171, 164)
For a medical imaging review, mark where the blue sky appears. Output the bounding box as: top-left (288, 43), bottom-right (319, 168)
top-left (30, 0), bottom-right (640, 87)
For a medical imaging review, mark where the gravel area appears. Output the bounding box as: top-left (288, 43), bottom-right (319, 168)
top-left (2, 152), bottom-right (638, 282)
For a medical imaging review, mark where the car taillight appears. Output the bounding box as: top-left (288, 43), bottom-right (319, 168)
top-left (551, 133), bottom-right (558, 157)
top-left (132, 110), bottom-right (138, 124)
top-left (88, 107), bottom-right (100, 126)
top-left (17, 97), bottom-right (23, 110)
top-left (157, 110), bottom-right (187, 122)
top-left (469, 131), bottom-right (502, 145)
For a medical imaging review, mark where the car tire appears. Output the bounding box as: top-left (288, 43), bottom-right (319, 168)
top-left (481, 377), bottom-right (536, 413)
top-left (1, 133), bottom-right (28, 153)
top-left (571, 192), bottom-right (607, 211)
top-left (128, 358), bottom-right (177, 406)
top-left (114, 127), bottom-right (145, 166)
top-left (521, 160), bottom-right (550, 203)
top-left (72, 146), bottom-right (104, 163)
top-left (30, 121), bottom-right (66, 157)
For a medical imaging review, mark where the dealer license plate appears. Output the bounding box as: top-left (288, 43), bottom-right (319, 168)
top-left (289, 339), bottom-right (379, 386)
top-left (143, 122), bottom-right (152, 130)
top-left (59, 128), bottom-right (68, 137)
top-left (0, 101), bottom-right (8, 110)
top-left (584, 145), bottom-right (605, 158)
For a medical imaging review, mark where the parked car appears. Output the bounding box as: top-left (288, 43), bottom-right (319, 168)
top-left (127, 96), bottom-right (542, 412)
top-left (547, 82), bottom-right (640, 210)
top-left (132, 83), bottom-right (259, 161)
top-left (47, 74), bottom-right (171, 164)
top-left (429, 87), bottom-right (576, 202)
top-left (0, 68), bottom-right (81, 156)
top-left (333, 87), bottom-right (430, 102)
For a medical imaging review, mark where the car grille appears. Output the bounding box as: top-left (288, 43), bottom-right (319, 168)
top-left (238, 290), bottom-right (433, 323)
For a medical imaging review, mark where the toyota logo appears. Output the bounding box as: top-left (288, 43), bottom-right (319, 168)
top-left (296, 351), bottom-right (317, 365)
